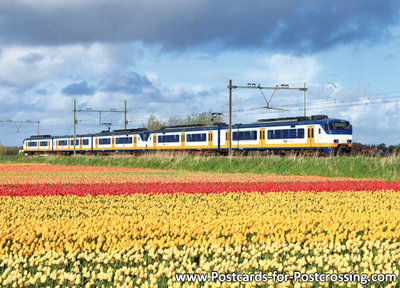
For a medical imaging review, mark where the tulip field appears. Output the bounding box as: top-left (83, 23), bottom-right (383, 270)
top-left (1, 163), bottom-right (400, 287)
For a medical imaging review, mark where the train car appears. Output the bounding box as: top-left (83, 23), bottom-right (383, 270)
top-left (23, 135), bottom-right (53, 155)
top-left (23, 115), bottom-right (352, 155)
top-left (152, 125), bottom-right (217, 152)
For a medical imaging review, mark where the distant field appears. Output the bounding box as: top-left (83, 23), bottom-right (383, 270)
top-left (0, 154), bottom-right (399, 181)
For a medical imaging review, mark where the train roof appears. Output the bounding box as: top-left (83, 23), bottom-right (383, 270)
top-left (28, 135), bottom-right (52, 139)
top-left (256, 115), bottom-right (328, 124)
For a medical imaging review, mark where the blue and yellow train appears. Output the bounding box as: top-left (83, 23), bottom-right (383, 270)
top-left (23, 115), bottom-right (353, 155)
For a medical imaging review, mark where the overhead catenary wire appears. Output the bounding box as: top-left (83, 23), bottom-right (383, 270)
top-left (221, 92), bottom-right (400, 116)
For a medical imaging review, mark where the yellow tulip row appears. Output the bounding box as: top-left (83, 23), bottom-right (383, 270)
top-left (1, 191), bottom-right (400, 255)
top-left (1, 191), bottom-right (400, 287)
top-left (0, 242), bottom-right (399, 287)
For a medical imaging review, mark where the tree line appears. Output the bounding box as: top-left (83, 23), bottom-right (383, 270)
top-left (0, 145), bottom-right (22, 156)
top-left (145, 110), bottom-right (223, 131)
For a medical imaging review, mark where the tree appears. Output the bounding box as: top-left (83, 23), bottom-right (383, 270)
top-left (146, 114), bottom-right (165, 131)
top-left (0, 145), bottom-right (6, 155)
top-left (183, 110), bottom-right (223, 126)
top-left (167, 115), bottom-right (184, 127)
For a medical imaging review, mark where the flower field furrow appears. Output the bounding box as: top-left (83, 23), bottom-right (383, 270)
top-left (1, 181), bottom-right (400, 197)
top-left (0, 164), bottom-right (169, 173)
top-left (0, 164), bottom-right (380, 185)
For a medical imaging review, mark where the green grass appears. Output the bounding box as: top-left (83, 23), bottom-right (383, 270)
top-left (0, 154), bottom-right (399, 181)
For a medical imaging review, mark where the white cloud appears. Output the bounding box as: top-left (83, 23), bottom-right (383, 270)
top-left (246, 54), bottom-right (323, 84)
top-left (0, 43), bottom-right (131, 88)
top-left (0, 46), bottom-right (64, 87)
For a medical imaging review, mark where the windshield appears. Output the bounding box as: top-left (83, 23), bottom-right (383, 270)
top-left (140, 132), bottom-right (149, 141)
top-left (325, 121), bottom-right (351, 130)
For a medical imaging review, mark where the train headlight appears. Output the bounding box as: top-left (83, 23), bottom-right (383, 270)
top-left (334, 139), bottom-right (339, 143)
top-left (347, 140), bottom-right (352, 143)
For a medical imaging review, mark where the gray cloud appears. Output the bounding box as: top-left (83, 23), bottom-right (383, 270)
top-left (99, 72), bottom-right (155, 94)
top-left (19, 52), bottom-right (44, 64)
top-left (1, 0), bottom-right (399, 53)
top-left (61, 81), bottom-right (96, 95)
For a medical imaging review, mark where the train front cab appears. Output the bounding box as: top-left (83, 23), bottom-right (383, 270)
top-left (23, 136), bottom-right (53, 155)
top-left (319, 120), bottom-right (352, 154)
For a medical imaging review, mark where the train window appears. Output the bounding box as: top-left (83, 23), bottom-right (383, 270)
top-left (158, 134), bottom-right (180, 143)
top-left (140, 133), bottom-right (149, 141)
top-left (82, 139), bottom-right (89, 146)
top-left (289, 129), bottom-right (296, 139)
top-left (250, 131), bottom-right (257, 140)
top-left (298, 129), bottom-right (305, 138)
top-left (282, 130), bottom-right (289, 139)
top-left (267, 130), bottom-right (273, 139)
top-left (58, 140), bottom-right (67, 146)
top-left (116, 137), bottom-right (133, 144)
top-left (186, 133), bottom-right (207, 142)
top-left (70, 139), bottom-right (79, 146)
top-left (233, 131), bottom-right (257, 141)
top-left (319, 128), bottom-right (321, 134)
top-left (324, 124), bottom-right (328, 130)
top-left (99, 138), bottom-right (111, 145)
top-left (39, 141), bottom-right (48, 147)
top-left (328, 121), bottom-right (350, 130)
top-left (275, 130), bottom-right (281, 139)
top-left (28, 141), bottom-right (37, 147)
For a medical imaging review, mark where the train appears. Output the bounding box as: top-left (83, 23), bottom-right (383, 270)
top-left (23, 115), bottom-right (353, 156)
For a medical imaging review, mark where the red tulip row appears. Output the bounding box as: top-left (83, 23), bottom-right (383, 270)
top-left (1, 180), bottom-right (400, 197)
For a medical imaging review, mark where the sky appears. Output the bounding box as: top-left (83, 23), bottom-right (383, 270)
top-left (1, 0), bottom-right (400, 146)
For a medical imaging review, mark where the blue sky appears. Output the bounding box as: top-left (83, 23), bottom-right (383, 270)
top-left (1, 0), bottom-right (400, 146)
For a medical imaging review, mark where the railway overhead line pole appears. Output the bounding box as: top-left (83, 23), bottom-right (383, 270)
top-left (73, 99), bottom-right (128, 156)
top-left (0, 120), bottom-right (40, 135)
top-left (227, 80), bottom-right (308, 156)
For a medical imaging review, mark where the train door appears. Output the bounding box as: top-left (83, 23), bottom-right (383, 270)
top-left (225, 130), bottom-right (229, 149)
top-left (307, 126), bottom-right (315, 147)
top-left (260, 129), bottom-right (265, 148)
top-left (154, 134), bottom-right (158, 149)
top-left (134, 136), bottom-right (137, 149)
top-left (208, 131), bottom-right (213, 149)
top-left (181, 133), bottom-right (185, 149)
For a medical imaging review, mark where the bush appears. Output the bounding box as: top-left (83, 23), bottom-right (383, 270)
top-left (0, 145), bottom-right (22, 156)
